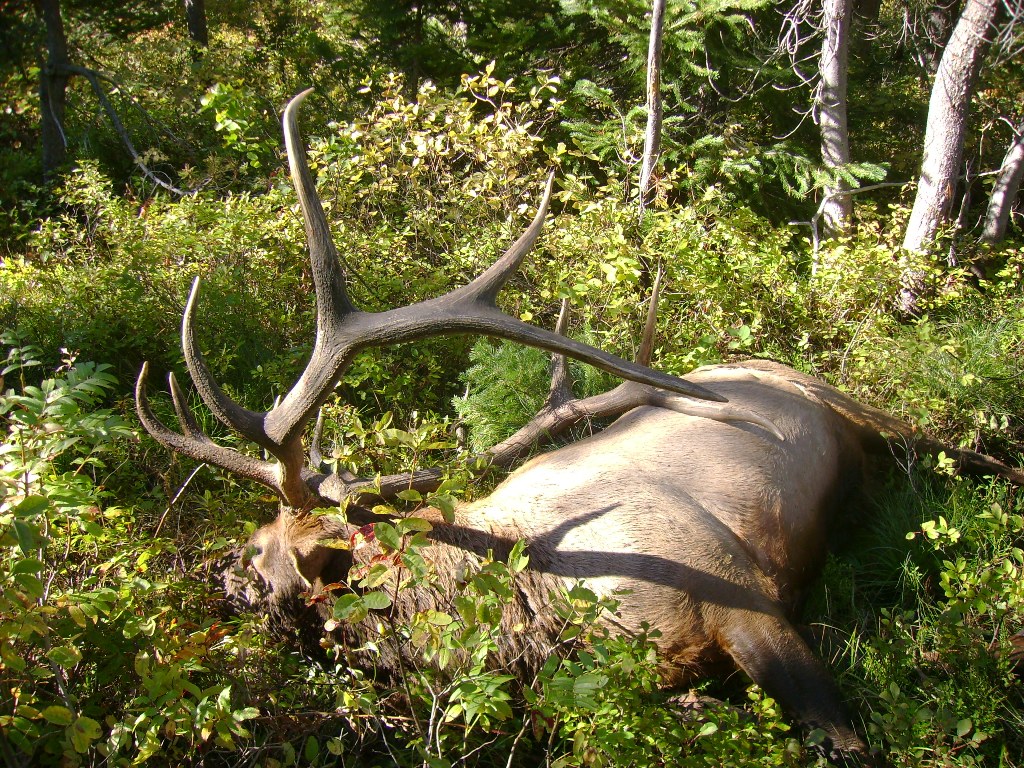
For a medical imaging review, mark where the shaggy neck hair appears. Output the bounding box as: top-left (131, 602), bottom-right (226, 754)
top-left (223, 505), bottom-right (582, 680)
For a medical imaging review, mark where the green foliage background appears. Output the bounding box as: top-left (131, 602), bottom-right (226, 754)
top-left (1, 1), bottom-right (1022, 766)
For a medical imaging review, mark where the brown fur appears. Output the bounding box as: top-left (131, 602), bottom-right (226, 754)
top-left (223, 360), bottom-right (1023, 758)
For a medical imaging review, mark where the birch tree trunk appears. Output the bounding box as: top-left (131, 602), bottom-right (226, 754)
top-left (982, 118), bottom-right (1024, 243)
top-left (638, 0), bottom-right (666, 217)
top-left (898, 0), bottom-right (999, 314)
top-left (819, 0), bottom-right (853, 237)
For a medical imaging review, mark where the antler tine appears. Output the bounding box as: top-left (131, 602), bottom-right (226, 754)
top-left (477, 283), bottom-right (785, 470)
top-left (283, 88), bottom-right (355, 330)
top-left (135, 363), bottom-right (279, 489)
top-left (181, 277), bottom-right (266, 445)
top-left (636, 266), bottom-right (663, 367)
top-left (547, 299), bottom-right (573, 408)
top-left (458, 172), bottom-right (556, 306)
top-left (168, 371), bottom-right (206, 441)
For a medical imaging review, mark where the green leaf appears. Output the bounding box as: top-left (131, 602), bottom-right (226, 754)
top-left (12, 520), bottom-right (40, 554)
top-left (346, 603), bottom-right (369, 623)
top-left (14, 573), bottom-right (44, 599)
top-left (424, 610), bottom-right (452, 626)
top-left (304, 735), bottom-right (320, 762)
top-left (46, 645), bottom-right (82, 668)
top-left (13, 496), bottom-right (48, 518)
top-left (508, 540), bottom-right (529, 573)
top-left (361, 591), bottom-right (392, 610)
top-left (697, 721), bottom-right (718, 737)
top-left (431, 494), bottom-right (456, 522)
top-left (956, 718), bottom-right (972, 738)
top-left (396, 516), bottom-right (432, 534)
top-left (333, 593), bottom-right (361, 619)
top-left (11, 558), bottom-right (44, 574)
top-left (358, 563), bottom-right (391, 589)
top-left (41, 705), bottom-right (74, 726)
top-left (572, 671), bottom-right (608, 707)
top-left (67, 715), bottom-right (102, 753)
top-left (374, 522), bottom-right (401, 551)
top-left (1, 646), bottom-right (26, 672)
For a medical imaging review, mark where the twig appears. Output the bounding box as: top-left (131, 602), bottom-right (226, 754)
top-left (154, 462), bottom-right (206, 537)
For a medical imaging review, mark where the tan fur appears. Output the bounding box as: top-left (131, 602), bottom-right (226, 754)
top-left (226, 360), bottom-right (1023, 758)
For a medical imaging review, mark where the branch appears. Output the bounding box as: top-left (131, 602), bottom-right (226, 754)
top-left (789, 181), bottom-right (911, 261)
top-left (63, 64), bottom-right (195, 196)
top-left (990, 0), bottom-right (1024, 63)
top-left (90, 68), bottom-right (191, 151)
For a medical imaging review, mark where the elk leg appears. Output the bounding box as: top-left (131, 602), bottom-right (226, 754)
top-left (720, 610), bottom-right (869, 758)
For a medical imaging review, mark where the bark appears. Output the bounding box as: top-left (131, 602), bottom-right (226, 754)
top-left (899, 0), bottom-right (999, 314)
top-left (638, 0), bottom-right (666, 217)
top-left (982, 118), bottom-right (1024, 242)
top-left (183, 0), bottom-right (208, 48)
top-left (34, 0), bottom-right (70, 181)
top-left (818, 0), bottom-right (853, 238)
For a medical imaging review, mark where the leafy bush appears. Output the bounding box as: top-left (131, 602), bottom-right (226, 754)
top-left (2, 162), bottom-right (313, 399)
top-left (0, 332), bottom-right (271, 766)
top-left (454, 337), bottom-right (617, 453)
top-left (841, 252), bottom-right (1024, 453)
top-left (3, 38), bottom-right (1024, 766)
top-left (813, 479), bottom-right (1024, 766)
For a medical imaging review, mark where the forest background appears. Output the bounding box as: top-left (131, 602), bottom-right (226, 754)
top-left (1, 0), bottom-right (1023, 766)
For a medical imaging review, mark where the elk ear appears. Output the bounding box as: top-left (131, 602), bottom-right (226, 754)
top-left (287, 547), bottom-right (315, 590)
top-left (287, 540), bottom-right (345, 590)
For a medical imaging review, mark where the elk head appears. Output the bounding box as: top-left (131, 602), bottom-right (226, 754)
top-left (135, 90), bottom-right (733, 612)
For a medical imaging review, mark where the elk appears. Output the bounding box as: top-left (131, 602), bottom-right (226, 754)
top-left (136, 91), bottom-right (1024, 760)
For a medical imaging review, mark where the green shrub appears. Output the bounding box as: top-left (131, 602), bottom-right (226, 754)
top-left (454, 337), bottom-right (617, 454)
top-left (0, 332), bottom-right (279, 766)
top-left (804, 476), bottom-right (1024, 767)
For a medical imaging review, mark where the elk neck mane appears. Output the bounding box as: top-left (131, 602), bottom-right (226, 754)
top-left (280, 504), bottom-right (580, 679)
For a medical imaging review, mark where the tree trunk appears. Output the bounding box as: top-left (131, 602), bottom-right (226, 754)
top-left (923, 2), bottom-right (958, 74)
top-left (638, 0), bottom-right (666, 217)
top-left (183, 0), bottom-right (208, 48)
top-left (818, 0), bottom-right (853, 238)
top-left (898, 0), bottom-right (999, 314)
top-left (853, 0), bottom-right (881, 26)
top-left (34, 0), bottom-right (70, 181)
top-left (982, 118), bottom-right (1024, 243)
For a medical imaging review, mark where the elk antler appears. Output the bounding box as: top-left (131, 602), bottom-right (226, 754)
top-left (476, 269), bottom-right (785, 469)
top-left (136, 90), bottom-right (725, 514)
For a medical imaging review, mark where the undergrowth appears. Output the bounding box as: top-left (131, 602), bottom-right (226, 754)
top-left (1, 73), bottom-right (1022, 768)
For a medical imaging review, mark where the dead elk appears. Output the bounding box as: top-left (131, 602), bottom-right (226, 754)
top-left (136, 91), bottom-right (1024, 760)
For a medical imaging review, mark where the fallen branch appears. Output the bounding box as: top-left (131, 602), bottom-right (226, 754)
top-left (63, 63), bottom-right (198, 197)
